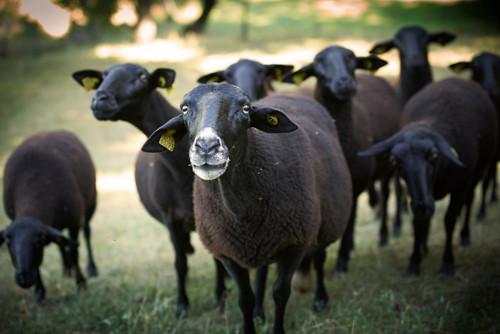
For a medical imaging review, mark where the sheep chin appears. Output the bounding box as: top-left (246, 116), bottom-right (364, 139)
top-left (192, 160), bottom-right (229, 181)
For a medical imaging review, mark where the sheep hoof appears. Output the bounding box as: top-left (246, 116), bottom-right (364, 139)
top-left (406, 263), bottom-right (420, 275)
top-left (253, 307), bottom-right (265, 322)
top-left (335, 258), bottom-right (348, 273)
top-left (312, 299), bottom-right (328, 313)
top-left (440, 262), bottom-right (454, 275)
top-left (88, 265), bottom-right (98, 277)
top-left (460, 235), bottom-right (470, 247)
top-left (392, 224), bottom-right (401, 237)
top-left (176, 306), bottom-right (188, 319)
top-left (379, 234), bottom-right (388, 247)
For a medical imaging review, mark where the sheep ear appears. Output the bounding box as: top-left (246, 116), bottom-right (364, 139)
top-left (358, 135), bottom-right (398, 157)
top-left (249, 106), bottom-right (298, 133)
top-left (151, 68), bottom-right (176, 93)
top-left (265, 64), bottom-right (294, 81)
top-left (142, 115), bottom-right (187, 152)
top-left (45, 226), bottom-right (79, 248)
top-left (197, 71), bottom-right (226, 84)
top-left (356, 55), bottom-right (388, 72)
top-left (72, 70), bottom-right (103, 91)
top-left (428, 32), bottom-right (456, 46)
top-left (432, 133), bottom-right (464, 167)
top-left (281, 64), bottom-right (315, 85)
top-left (449, 61), bottom-right (471, 74)
top-left (369, 40), bottom-right (395, 55)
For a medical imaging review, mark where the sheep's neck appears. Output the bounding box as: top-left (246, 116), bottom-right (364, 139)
top-left (124, 90), bottom-right (180, 137)
top-left (400, 63), bottom-right (433, 104)
top-left (314, 84), bottom-right (356, 157)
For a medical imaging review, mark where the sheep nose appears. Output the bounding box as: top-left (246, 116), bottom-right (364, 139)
top-left (195, 136), bottom-right (221, 154)
top-left (15, 271), bottom-right (35, 288)
top-left (94, 91), bottom-right (110, 102)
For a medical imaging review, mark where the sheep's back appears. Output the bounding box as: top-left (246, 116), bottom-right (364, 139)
top-left (3, 131), bottom-right (96, 228)
top-left (402, 78), bottom-right (497, 184)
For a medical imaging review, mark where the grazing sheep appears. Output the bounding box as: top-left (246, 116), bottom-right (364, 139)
top-left (72, 63), bottom-right (226, 317)
top-left (359, 77), bottom-right (497, 274)
top-left (1, 130), bottom-right (98, 302)
top-left (282, 45), bottom-right (401, 271)
top-left (142, 83), bottom-right (352, 334)
top-left (370, 25), bottom-right (456, 104)
top-left (197, 58), bottom-right (293, 101)
top-left (450, 52), bottom-right (500, 223)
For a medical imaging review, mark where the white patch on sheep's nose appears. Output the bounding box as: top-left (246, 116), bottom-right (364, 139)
top-left (190, 127), bottom-right (229, 181)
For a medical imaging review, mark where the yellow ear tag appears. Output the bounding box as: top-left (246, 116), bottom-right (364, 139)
top-left (166, 85), bottom-right (173, 94)
top-left (82, 77), bottom-right (100, 91)
top-left (159, 129), bottom-right (176, 151)
top-left (292, 72), bottom-right (307, 85)
top-left (267, 114), bottom-right (279, 126)
top-left (275, 68), bottom-right (283, 81)
top-left (158, 76), bottom-right (166, 87)
top-left (451, 147), bottom-right (459, 158)
top-left (207, 76), bottom-right (220, 83)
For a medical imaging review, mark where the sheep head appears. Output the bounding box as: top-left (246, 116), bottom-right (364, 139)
top-left (282, 46), bottom-right (387, 101)
top-left (1, 217), bottom-right (78, 289)
top-left (358, 125), bottom-right (463, 220)
top-left (197, 59), bottom-right (294, 101)
top-left (72, 64), bottom-right (175, 121)
top-left (142, 83), bottom-right (298, 180)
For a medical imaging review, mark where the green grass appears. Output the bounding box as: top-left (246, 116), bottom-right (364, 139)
top-left (1, 1), bottom-right (500, 333)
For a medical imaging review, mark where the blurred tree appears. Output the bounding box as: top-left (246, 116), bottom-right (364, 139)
top-left (0, 0), bottom-right (20, 57)
top-left (57, 0), bottom-right (118, 40)
top-left (183, 0), bottom-right (217, 35)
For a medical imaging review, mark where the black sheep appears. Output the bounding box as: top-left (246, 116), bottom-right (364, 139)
top-left (1, 131), bottom-right (98, 302)
top-left (450, 52), bottom-right (500, 223)
top-left (370, 25), bottom-right (456, 104)
top-left (142, 83), bottom-right (352, 334)
top-left (72, 63), bottom-right (226, 317)
top-left (282, 45), bottom-right (401, 271)
top-left (197, 58), bottom-right (293, 101)
top-left (359, 78), bottom-right (497, 274)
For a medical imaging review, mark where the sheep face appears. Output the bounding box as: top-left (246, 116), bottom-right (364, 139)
top-left (370, 26), bottom-right (455, 73)
top-left (282, 46), bottom-right (387, 101)
top-left (142, 83), bottom-right (298, 180)
top-left (450, 52), bottom-right (500, 101)
top-left (197, 59), bottom-right (293, 101)
top-left (0, 217), bottom-right (78, 289)
top-left (72, 64), bottom-right (175, 121)
top-left (359, 126), bottom-right (464, 221)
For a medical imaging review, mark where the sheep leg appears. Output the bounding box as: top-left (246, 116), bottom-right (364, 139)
top-left (378, 177), bottom-right (390, 247)
top-left (273, 249), bottom-right (305, 334)
top-left (58, 244), bottom-right (72, 277)
top-left (253, 265), bottom-right (268, 321)
top-left (312, 248), bottom-right (328, 312)
top-left (460, 189), bottom-right (474, 247)
top-left (83, 223), bottom-right (98, 277)
top-left (214, 258), bottom-right (228, 312)
top-left (407, 217), bottom-right (429, 275)
top-left (490, 165), bottom-right (498, 204)
top-left (34, 269), bottom-right (45, 303)
top-left (68, 228), bottom-right (86, 290)
top-left (162, 211), bottom-right (189, 318)
top-left (441, 194), bottom-right (463, 275)
top-left (476, 177), bottom-right (490, 221)
top-left (221, 258), bottom-right (255, 334)
top-left (392, 174), bottom-right (405, 237)
top-left (368, 183), bottom-right (379, 209)
top-left (335, 199), bottom-right (357, 272)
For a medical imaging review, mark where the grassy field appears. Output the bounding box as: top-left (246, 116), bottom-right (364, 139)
top-left (1, 1), bottom-right (500, 333)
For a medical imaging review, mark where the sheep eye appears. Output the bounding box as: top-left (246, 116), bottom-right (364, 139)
top-left (242, 105), bottom-right (250, 114)
top-left (181, 105), bottom-right (189, 114)
top-left (140, 73), bottom-right (148, 83)
top-left (389, 155), bottom-right (398, 166)
top-left (429, 149), bottom-right (438, 162)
